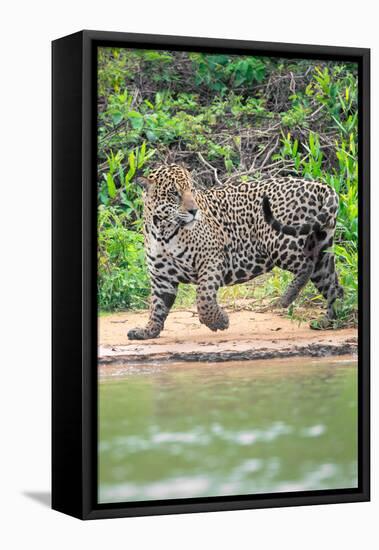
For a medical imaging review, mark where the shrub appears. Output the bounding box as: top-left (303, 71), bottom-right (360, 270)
top-left (98, 207), bottom-right (149, 310)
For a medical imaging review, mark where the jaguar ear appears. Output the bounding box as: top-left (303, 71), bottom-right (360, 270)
top-left (135, 176), bottom-right (152, 190)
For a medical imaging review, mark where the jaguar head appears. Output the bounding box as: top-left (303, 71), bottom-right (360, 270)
top-left (137, 164), bottom-right (202, 235)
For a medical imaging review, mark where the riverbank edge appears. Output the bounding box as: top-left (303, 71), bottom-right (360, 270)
top-left (99, 340), bottom-right (357, 365)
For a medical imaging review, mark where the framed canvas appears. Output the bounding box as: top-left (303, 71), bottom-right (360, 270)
top-left (52, 30), bottom-right (370, 520)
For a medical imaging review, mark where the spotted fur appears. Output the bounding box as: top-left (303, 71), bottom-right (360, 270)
top-left (128, 164), bottom-right (343, 340)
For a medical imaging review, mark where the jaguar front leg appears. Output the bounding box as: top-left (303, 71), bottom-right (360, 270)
top-left (196, 276), bottom-right (229, 332)
top-left (128, 281), bottom-right (178, 340)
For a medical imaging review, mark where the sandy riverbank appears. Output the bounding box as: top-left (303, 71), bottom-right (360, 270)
top-left (98, 307), bottom-right (357, 365)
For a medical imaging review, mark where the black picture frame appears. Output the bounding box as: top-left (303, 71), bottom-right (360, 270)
top-left (52, 30), bottom-right (370, 520)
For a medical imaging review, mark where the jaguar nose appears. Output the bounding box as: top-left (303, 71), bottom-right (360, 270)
top-left (188, 208), bottom-right (198, 217)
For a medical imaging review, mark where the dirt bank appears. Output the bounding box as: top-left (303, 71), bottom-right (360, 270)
top-left (99, 308), bottom-right (357, 365)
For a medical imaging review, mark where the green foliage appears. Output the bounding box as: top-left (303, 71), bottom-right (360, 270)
top-left (98, 207), bottom-right (149, 310)
top-left (97, 49), bottom-right (358, 326)
top-left (190, 53), bottom-right (266, 92)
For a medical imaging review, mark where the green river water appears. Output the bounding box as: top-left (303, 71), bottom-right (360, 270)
top-left (98, 357), bottom-right (357, 503)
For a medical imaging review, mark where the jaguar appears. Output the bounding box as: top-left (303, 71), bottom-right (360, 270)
top-left (127, 164), bottom-right (343, 340)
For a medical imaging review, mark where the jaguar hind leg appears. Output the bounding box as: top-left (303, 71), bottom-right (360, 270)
top-left (310, 252), bottom-right (344, 323)
top-left (278, 260), bottom-right (314, 308)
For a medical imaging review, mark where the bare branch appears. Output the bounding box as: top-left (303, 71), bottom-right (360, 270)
top-left (259, 137), bottom-right (280, 171)
top-left (197, 152), bottom-right (223, 186)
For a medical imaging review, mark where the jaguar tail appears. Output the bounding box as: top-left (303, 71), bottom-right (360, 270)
top-left (262, 189), bottom-right (338, 238)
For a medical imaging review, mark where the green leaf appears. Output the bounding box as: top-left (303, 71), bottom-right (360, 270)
top-left (128, 151), bottom-right (136, 173)
top-left (331, 115), bottom-right (347, 135)
top-left (127, 111), bottom-right (144, 130)
top-left (139, 141), bottom-right (146, 166)
top-left (111, 111), bottom-right (123, 125)
top-left (106, 173), bottom-right (116, 199)
top-left (146, 130), bottom-right (157, 142)
top-left (309, 132), bottom-right (315, 155)
top-left (224, 159), bottom-right (233, 173)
